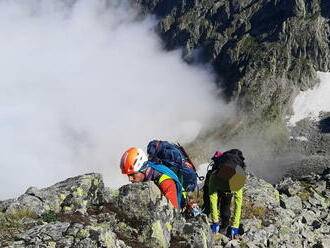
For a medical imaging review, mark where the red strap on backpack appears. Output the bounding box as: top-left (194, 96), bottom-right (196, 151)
top-left (177, 143), bottom-right (196, 171)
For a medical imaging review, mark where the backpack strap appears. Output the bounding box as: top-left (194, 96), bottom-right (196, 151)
top-left (177, 143), bottom-right (205, 181)
top-left (147, 162), bottom-right (183, 207)
top-left (155, 140), bottom-right (161, 151)
top-left (159, 174), bottom-right (172, 184)
top-left (177, 143), bottom-right (196, 171)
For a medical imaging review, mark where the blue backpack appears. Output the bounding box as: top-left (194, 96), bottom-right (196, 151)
top-left (147, 140), bottom-right (197, 192)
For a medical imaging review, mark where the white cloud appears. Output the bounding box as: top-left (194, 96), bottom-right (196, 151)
top-left (0, 0), bottom-right (234, 199)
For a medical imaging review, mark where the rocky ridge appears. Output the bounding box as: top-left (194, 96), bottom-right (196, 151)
top-left (134, 0), bottom-right (330, 121)
top-left (286, 112), bottom-right (330, 179)
top-left (0, 169), bottom-right (329, 248)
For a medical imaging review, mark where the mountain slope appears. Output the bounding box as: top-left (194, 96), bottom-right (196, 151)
top-left (135, 0), bottom-right (330, 121)
top-left (1, 171), bottom-right (329, 247)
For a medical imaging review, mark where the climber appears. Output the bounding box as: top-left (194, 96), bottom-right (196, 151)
top-left (120, 147), bottom-right (185, 209)
top-left (202, 151), bottom-right (224, 215)
top-left (207, 149), bottom-right (247, 239)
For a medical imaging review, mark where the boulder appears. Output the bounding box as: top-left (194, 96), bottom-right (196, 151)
top-left (280, 195), bottom-right (303, 213)
top-left (276, 177), bottom-right (302, 196)
top-left (4, 173), bottom-right (105, 216)
top-left (1, 167), bottom-right (330, 247)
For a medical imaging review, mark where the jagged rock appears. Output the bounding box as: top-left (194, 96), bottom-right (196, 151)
top-left (243, 227), bottom-right (269, 247)
top-left (171, 215), bottom-right (211, 248)
top-left (111, 181), bottom-right (212, 248)
top-left (4, 173), bottom-right (104, 216)
top-left (6, 212), bottom-right (127, 248)
top-left (4, 194), bottom-right (45, 217)
top-left (267, 233), bottom-right (280, 247)
top-left (15, 222), bottom-right (71, 243)
top-left (280, 195), bottom-right (303, 213)
top-left (135, 0), bottom-right (330, 121)
top-left (224, 239), bottom-right (240, 248)
top-left (308, 191), bottom-right (327, 208)
top-left (319, 237), bottom-right (330, 248)
top-left (301, 229), bottom-right (315, 243)
top-left (111, 181), bottom-right (174, 247)
top-left (66, 223), bottom-right (84, 236)
top-left (1, 170), bottom-right (329, 247)
top-left (240, 218), bottom-right (262, 231)
top-left (289, 113), bottom-right (330, 156)
top-left (244, 174), bottom-right (280, 208)
top-left (276, 177), bottom-right (302, 196)
top-left (322, 167), bottom-right (330, 180)
top-left (298, 210), bottom-right (318, 225)
top-left (75, 238), bottom-right (96, 248)
top-left (314, 181), bottom-right (327, 194)
top-left (103, 187), bottom-right (119, 204)
top-left (0, 199), bottom-right (15, 212)
top-left (56, 236), bottom-right (75, 247)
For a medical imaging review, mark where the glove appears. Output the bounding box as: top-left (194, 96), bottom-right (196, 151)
top-left (211, 223), bottom-right (220, 233)
top-left (230, 227), bottom-right (239, 239)
top-left (192, 206), bottom-right (203, 217)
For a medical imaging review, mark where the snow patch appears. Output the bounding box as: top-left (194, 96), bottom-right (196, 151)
top-left (295, 136), bottom-right (308, 142)
top-left (288, 72), bottom-right (330, 126)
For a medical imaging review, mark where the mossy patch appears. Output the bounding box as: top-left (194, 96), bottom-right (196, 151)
top-left (242, 200), bottom-right (266, 219)
top-left (239, 35), bottom-right (259, 54)
top-left (297, 182), bottom-right (313, 201)
top-left (42, 211), bottom-right (58, 223)
top-left (63, 206), bottom-right (72, 212)
top-left (59, 194), bottom-right (67, 200)
top-left (242, 197), bottom-right (276, 226)
top-left (0, 209), bottom-right (37, 242)
top-left (74, 187), bottom-right (84, 197)
top-left (151, 220), bottom-right (167, 248)
top-left (166, 222), bottom-right (172, 232)
top-left (274, 190), bottom-right (280, 202)
top-left (47, 241), bottom-right (57, 248)
top-left (93, 179), bottom-right (100, 186)
top-left (160, 16), bottom-right (175, 32)
top-left (77, 228), bottom-right (90, 238)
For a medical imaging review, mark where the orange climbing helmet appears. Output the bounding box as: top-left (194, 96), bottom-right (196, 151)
top-left (120, 147), bottom-right (148, 175)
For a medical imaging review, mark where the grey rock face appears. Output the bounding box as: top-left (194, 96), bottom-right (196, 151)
top-left (134, 0), bottom-right (330, 121)
top-left (2, 173), bottom-right (104, 216)
top-left (1, 169), bottom-right (329, 247)
top-left (276, 177), bottom-right (302, 196)
top-left (15, 222), bottom-right (71, 243)
top-left (1, 175), bottom-right (213, 248)
top-left (111, 181), bottom-right (212, 248)
top-left (280, 195), bottom-right (303, 213)
top-left (289, 112), bottom-right (330, 156)
top-left (281, 113), bottom-right (330, 183)
top-left (244, 174), bottom-right (280, 208)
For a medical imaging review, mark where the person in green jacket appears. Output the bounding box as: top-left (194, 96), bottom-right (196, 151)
top-left (208, 149), bottom-right (246, 239)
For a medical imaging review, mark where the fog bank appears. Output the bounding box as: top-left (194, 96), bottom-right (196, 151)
top-left (0, 0), bottom-right (234, 199)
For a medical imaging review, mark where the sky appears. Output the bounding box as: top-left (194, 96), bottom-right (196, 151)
top-left (0, 0), bottom-right (234, 199)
